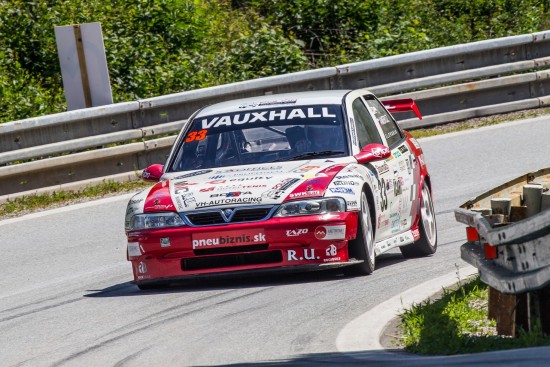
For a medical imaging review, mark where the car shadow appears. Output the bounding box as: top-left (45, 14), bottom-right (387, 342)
top-left (85, 252), bottom-right (410, 298)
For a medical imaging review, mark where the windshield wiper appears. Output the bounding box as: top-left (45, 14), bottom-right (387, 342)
top-left (271, 150), bottom-right (345, 162)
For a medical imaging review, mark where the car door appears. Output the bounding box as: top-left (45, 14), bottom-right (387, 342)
top-left (362, 94), bottom-right (417, 237)
top-left (345, 95), bottom-right (395, 241)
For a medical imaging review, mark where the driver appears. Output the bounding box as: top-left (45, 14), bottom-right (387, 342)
top-left (306, 125), bottom-right (341, 151)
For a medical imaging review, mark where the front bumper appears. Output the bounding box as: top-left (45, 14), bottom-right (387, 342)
top-left (126, 211), bottom-right (359, 283)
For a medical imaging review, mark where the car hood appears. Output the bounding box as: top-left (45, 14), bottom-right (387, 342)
top-left (155, 159), bottom-right (353, 212)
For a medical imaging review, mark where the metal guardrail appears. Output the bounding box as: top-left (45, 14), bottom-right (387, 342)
top-left (2, 31), bottom-right (550, 200)
top-left (454, 167), bottom-right (550, 335)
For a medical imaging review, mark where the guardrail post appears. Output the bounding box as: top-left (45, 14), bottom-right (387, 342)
top-left (486, 194), bottom-right (534, 336)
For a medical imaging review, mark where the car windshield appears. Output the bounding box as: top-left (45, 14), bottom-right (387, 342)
top-left (168, 104), bottom-right (348, 171)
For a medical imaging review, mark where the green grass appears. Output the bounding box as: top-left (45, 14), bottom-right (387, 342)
top-left (0, 179), bottom-right (151, 220)
top-left (399, 276), bottom-right (550, 355)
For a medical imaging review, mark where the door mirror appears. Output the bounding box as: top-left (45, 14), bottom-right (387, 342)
top-left (142, 164), bottom-right (164, 182)
top-left (355, 144), bottom-right (391, 164)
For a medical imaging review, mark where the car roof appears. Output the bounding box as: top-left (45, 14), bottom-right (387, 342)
top-left (195, 90), bottom-right (353, 117)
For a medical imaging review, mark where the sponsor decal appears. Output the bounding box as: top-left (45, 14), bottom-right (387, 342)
top-left (129, 198), bottom-right (144, 205)
top-left (349, 117), bottom-right (358, 145)
top-left (314, 225), bottom-right (346, 240)
top-left (378, 115), bottom-right (390, 125)
top-left (412, 228), bottom-right (421, 241)
top-left (372, 146), bottom-right (389, 158)
top-left (375, 163), bottom-right (390, 175)
top-left (329, 187), bottom-right (354, 195)
top-left (128, 242), bottom-right (142, 257)
top-left (377, 214), bottom-right (389, 229)
top-left (409, 138), bottom-right (421, 150)
top-left (326, 244), bottom-right (338, 256)
top-left (346, 200), bottom-right (358, 208)
top-left (224, 166), bottom-right (283, 172)
top-left (210, 191), bottom-right (253, 198)
top-left (212, 185), bottom-right (268, 192)
top-left (160, 237), bottom-right (171, 248)
top-left (208, 175), bottom-right (225, 179)
top-left (152, 204), bottom-right (175, 210)
top-left (174, 196), bottom-right (184, 211)
top-left (333, 181), bottom-right (359, 186)
top-left (181, 193), bottom-right (196, 208)
top-left (200, 187), bottom-right (215, 192)
top-left (192, 229), bottom-right (266, 249)
top-left (238, 98), bottom-right (297, 109)
top-left (138, 261), bottom-right (147, 274)
top-left (201, 107), bottom-right (337, 129)
top-left (386, 179), bottom-right (393, 193)
top-left (287, 249), bottom-right (319, 261)
top-left (175, 170), bottom-right (212, 179)
top-left (262, 178), bottom-right (300, 199)
top-left (335, 174), bottom-right (362, 179)
top-left (390, 213), bottom-right (401, 233)
top-left (398, 145), bottom-right (409, 154)
top-left (392, 150), bottom-right (402, 158)
top-left (394, 177), bottom-right (403, 196)
top-left (286, 228), bottom-right (308, 237)
top-left (385, 129), bottom-right (398, 140)
top-left (230, 176), bottom-right (273, 182)
top-left (289, 190), bottom-right (321, 198)
top-left (293, 165), bottom-right (320, 173)
top-left (195, 197), bottom-right (262, 208)
top-left (399, 161), bottom-right (407, 172)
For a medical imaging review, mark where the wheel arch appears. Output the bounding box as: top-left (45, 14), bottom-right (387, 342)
top-left (361, 182), bottom-right (377, 239)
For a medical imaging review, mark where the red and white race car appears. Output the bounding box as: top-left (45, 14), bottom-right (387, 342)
top-left (125, 89), bottom-right (437, 289)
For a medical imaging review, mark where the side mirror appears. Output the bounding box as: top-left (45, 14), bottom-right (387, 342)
top-left (355, 144), bottom-right (391, 164)
top-left (382, 98), bottom-right (422, 120)
top-left (142, 164), bottom-right (164, 182)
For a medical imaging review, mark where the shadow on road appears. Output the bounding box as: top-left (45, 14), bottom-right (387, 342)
top-left (190, 347), bottom-right (550, 367)
top-left (84, 252), bottom-right (409, 298)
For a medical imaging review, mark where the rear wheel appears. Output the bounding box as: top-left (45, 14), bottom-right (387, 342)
top-left (400, 183), bottom-right (437, 258)
top-left (345, 190), bottom-right (375, 275)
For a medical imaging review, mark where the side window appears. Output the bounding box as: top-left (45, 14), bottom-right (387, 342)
top-left (352, 98), bottom-right (383, 149)
top-left (363, 95), bottom-right (403, 147)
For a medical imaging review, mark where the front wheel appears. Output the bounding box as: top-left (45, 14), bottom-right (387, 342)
top-left (345, 190), bottom-right (375, 275)
top-left (400, 183), bottom-right (437, 258)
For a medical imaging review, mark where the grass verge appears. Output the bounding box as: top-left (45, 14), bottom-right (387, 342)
top-left (398, 276), bottom-right (550, 355)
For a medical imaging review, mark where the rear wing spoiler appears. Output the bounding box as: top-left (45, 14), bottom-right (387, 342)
top-left (383, 98), bottom-right (422, 120)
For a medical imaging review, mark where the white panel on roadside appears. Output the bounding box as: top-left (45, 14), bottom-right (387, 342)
top-left (55, 22), bottom-right (113, 111)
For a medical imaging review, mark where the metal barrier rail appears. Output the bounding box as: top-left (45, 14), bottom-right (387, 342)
top-left (2, 31), bottom-right (550, 199)
top-left (454, 167), bottom-right (550, 336)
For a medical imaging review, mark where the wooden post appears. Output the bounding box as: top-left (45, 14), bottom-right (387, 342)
top-left (523, 184), bottom-right (542, 218)
top-left (491, 198), bottom-right (511, 221)
top-left (73, 24), bottom-right (92, 108)
top-left (541, 192), bottom-right (550, 211)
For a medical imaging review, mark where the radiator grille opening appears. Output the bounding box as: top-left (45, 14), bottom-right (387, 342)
top-left (184, 206), bottom-right (274, 226)
top-left (182, 250), bottom-right (282, 271)
top-left (193, 244), bottom-right (269, 256)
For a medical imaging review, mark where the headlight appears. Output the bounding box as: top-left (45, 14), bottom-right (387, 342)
top-left (274, 198), bottom-right (346, 217)
top-left (128, 212), bottom-right (185, 230)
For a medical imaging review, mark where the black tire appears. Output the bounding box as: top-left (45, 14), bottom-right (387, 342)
top-left (345, 190), bottom-right (375, 276)
top-left (400, 183), bottom-right (438, 258)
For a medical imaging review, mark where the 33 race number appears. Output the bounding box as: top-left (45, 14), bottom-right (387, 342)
top-left (185, 130), bottom-right (207, 142)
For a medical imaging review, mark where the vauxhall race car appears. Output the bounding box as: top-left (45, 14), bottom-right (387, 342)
top-left (125, 89), bottom-right (437, 289)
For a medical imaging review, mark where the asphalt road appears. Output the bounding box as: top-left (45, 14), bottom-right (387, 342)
top-left (1, 116), bottom-right (550, 366)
